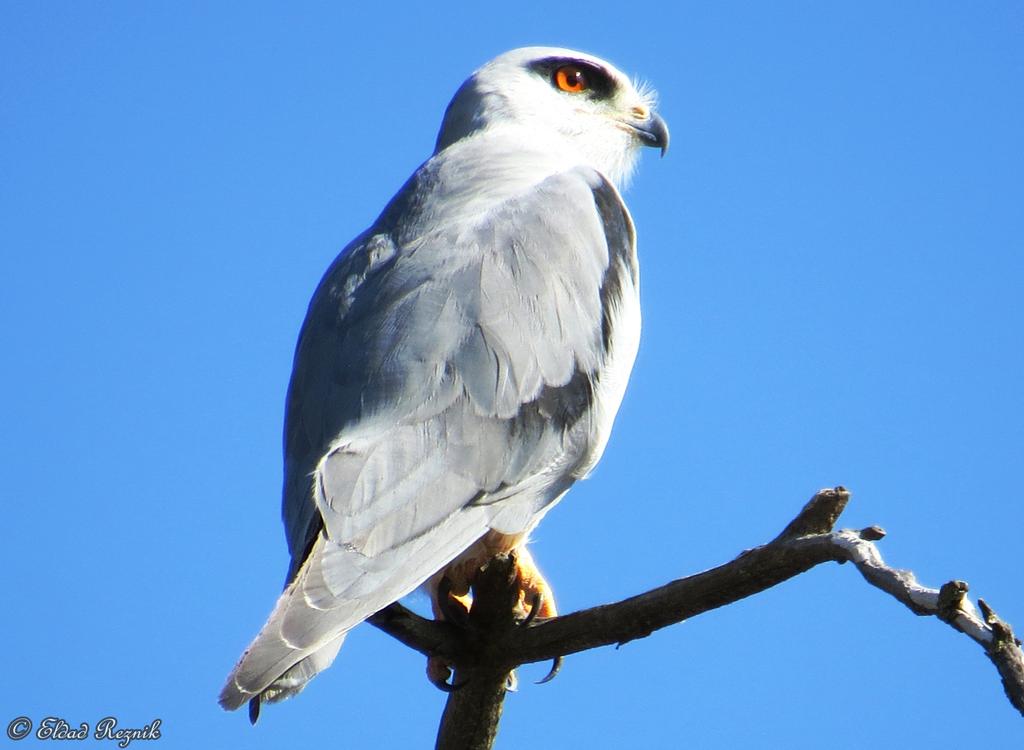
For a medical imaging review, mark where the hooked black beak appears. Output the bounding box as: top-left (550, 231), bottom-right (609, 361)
top-left (632, 112), bottom-right (670, 157)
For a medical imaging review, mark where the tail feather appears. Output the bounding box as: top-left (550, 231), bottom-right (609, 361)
top-left (220, 507), bottom-right (495, 713)
top-left (218, 533), bottom-right (357, 711)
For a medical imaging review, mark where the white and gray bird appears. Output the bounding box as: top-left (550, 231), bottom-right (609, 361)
top-left (219, 46), bottom-right (668, 718)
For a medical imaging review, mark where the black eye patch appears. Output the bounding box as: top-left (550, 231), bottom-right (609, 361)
top-left (530, 56), bottom-right (616, 100)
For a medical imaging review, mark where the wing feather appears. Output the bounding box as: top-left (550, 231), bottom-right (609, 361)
top-left (220, 153), bottom-right (640, 710)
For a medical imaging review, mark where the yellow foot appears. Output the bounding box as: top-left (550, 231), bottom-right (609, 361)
top-left (424, 543), bottom-right (559, 690)
top-left (510, 545), bottom-right (557, 620)
top-left (426, 655), bottom-right (460, 691)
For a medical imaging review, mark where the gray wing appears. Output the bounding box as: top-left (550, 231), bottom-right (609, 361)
top-left (219, 164), bottom-right (638, 710)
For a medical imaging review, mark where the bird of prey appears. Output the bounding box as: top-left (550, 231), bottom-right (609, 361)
top-left (219, 46), bottom-right (668, 719)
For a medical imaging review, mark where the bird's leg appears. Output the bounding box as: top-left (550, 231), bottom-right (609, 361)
top-left (509, 546), bottom-right (565, 684)
top-left (434, 575), bottom-right (471, 627)
top-left (510, 545), bottom-right (557, 621)
top-left (424, 542), bottom-right (560, 690)
top-left (426, 573), bottom-right (472, 689)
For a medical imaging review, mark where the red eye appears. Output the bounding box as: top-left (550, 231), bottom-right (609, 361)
top-left (554, 65), bottom-right (588, 93)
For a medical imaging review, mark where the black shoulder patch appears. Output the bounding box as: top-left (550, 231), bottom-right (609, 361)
top-left (591, 178), bottom-right (637, 352)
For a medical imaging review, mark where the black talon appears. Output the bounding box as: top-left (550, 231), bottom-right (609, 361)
top-left (437, 576), bottom-right (470, 627)
top-left (431, 672), bottom-right (470, 693)
top-left (520, 591), bottom-right (543, 627)
top-left (248, 696), bottom-right (261, 725)
top-left (536, 655), bottom-right (563, 685)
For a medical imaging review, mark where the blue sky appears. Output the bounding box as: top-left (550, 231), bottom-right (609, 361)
top-left (3, 2), bottom-right (1022, 748)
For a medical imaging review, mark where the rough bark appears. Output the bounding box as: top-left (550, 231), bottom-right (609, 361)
top-left (367, 487), bottom-right (1024, 750)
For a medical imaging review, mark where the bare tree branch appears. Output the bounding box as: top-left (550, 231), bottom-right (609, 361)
top-left (367, 602), bottom-right (455, 660)
top-left (370, 558), bottom-right (523, 750)
top-left (823, 524), bottom-right (1024, 715)
top-left (368, 486), bottom-right (1024, 750)
top-left (433, 555), bottom-right (520, 750)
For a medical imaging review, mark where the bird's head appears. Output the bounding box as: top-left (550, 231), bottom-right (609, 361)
top-left (435, 47), bottom-right (668, 188)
